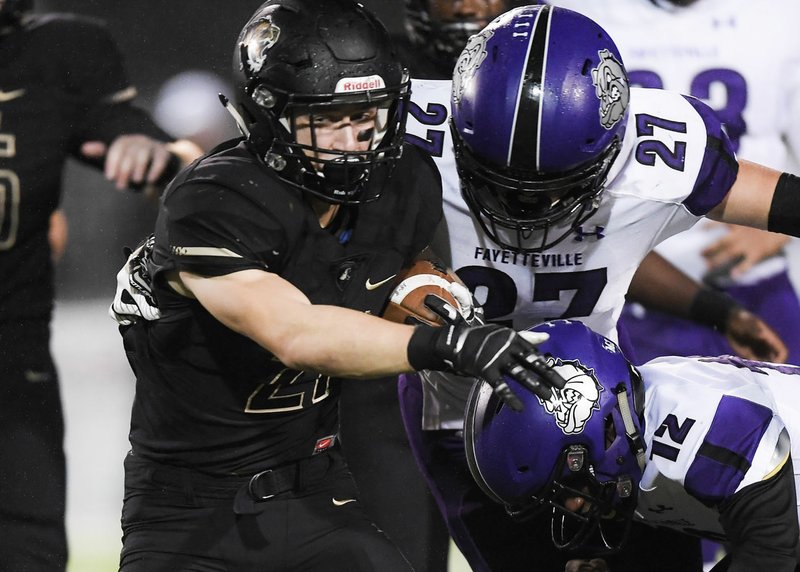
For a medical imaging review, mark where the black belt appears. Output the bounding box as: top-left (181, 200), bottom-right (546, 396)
top-left (131, 448), bottom-right (337, 502)
top-left (233, 451), bottom-right (338, 515)
top-left (246, 452), bottom-right (333, 500)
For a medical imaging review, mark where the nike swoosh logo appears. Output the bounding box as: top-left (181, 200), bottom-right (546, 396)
top-left (332, 498), bottom-right (357, 506)
top-left (365, 274), bottom-right (396, 291)
top-left (0, 89), bottom-right (25, 102)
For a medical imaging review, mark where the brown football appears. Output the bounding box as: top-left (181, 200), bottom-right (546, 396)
top-left (382, 259), bottom-right (460, 326)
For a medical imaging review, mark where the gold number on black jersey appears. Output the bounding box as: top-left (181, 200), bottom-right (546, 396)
top-left (0, 121), bottom-right (19, 250)
top-left (244, 368), bottom-right (332, 413)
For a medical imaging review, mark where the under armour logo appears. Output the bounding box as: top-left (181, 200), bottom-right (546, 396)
top-left (573, 226), bottom-right (605, 242)
top-left (712, 16), bottom-right (736, 28)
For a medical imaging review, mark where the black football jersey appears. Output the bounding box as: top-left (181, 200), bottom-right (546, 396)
top-left (124, 140), bottom-right (443, 475)
top-left (0, 14), bottom-right (170, 324)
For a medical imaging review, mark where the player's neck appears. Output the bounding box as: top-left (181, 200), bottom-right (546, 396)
top-left (310, 199), bottom-right (340, 229)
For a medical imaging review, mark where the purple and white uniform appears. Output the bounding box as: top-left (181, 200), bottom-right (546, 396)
top-left (405, 79), bottom-right (737, 431)
top-left (551, 0), bottom-right (800, 363)
top-left (638, 355), bottom-right (799, 536)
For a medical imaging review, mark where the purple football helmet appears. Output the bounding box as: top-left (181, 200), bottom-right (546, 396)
top-left (464, 320), bottom-right (646, 553)
top-left (450, 5), bottom-right (629, 252)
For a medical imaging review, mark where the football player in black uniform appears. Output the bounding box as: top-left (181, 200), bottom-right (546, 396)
top-left (0, 1), bottom-right (202, 571)
top-left (114, 1), bottom-right (565, 571)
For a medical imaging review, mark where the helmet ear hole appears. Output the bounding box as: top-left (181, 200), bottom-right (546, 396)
top-left (494, 397), bottom-right (505, 416)
top-left (604, 415), bottom-right (617, 451)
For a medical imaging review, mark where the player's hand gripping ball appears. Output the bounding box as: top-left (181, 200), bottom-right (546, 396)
top-left (382, 260), bottom-right (479, 326)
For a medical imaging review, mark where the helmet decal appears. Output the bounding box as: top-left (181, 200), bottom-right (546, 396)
top-left (452, 29), bottom-right (493, 106)
top-left (242, 15), bottom-right (282, 75)
top-left (335, 75), bottom-right (386, 93)
top-left (591, 49), bottom-right (629, 130)
top-left (538, 358), bottom-right (603, 434)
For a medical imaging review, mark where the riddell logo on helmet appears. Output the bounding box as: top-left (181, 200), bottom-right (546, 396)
top-left (335, 75), bottom-right (386, 93)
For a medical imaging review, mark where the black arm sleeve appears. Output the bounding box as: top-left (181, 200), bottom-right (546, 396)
top-left (77, 102), bottom-right (173, 148)
top-left (715, 457), bottom-right (799, 572)
top-left (768, 172), bottom-right (800, 237)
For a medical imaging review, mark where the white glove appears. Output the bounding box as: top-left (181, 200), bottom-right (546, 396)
top-left (109, 235), bottom-right (161, 326)
top-left (446, 282), bottom-right (486, 326)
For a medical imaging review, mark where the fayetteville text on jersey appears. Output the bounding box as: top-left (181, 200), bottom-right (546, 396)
top-left (473, 247), bottom-right (584, 268)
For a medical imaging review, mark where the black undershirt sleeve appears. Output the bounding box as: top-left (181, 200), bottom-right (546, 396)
top-left (714, 457), bottom-right (799, 572)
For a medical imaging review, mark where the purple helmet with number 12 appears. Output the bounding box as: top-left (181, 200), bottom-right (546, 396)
top-left (451, 5), bottom-right (629, 253)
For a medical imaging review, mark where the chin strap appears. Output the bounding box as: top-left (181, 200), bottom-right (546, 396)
top-left (615, 386), bottom-right (647, 472)
top-left (219, 93), bottom-right (251, 138)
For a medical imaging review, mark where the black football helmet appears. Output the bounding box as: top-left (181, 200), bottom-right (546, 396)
top-left (232, 0), bottom-right (410, 204)
top-left (0, 0), bottom-right (32, 28)
top-left (404, 0), bottom-right (528, 74)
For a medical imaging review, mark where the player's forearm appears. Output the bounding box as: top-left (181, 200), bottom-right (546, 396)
top-left (268, 304), bottom-right (416, 378)
top-left (181, 269), bottom-right (417, 379)
top-left (629, 252), bottom-right (742, 331)
top-left (627, 251), bottom-right (699, 317)
top-left (711, 160), bottom-right (800, 237)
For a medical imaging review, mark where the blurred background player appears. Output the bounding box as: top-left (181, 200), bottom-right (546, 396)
top-left (466, 319), bottom-right (800, 572)
top-left (400, 4), bottom-right (800, 571)
top-left (0, 1), bottom-right (202, 570)
top-left (547, 0), bottom-right (800, 366)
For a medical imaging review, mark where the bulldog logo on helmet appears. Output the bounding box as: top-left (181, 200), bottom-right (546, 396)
top-left (452, 29), bottom-right (493, 105)
top-left (242, 15), bottom-right (281, 75)
top-left (591, 49), bottom-right (629, 130)
top-left (537, 358), bottom-right (603, 434)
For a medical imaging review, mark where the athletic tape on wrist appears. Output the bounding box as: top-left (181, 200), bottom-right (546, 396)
top-left (689, 287), bottom-right (741, 332)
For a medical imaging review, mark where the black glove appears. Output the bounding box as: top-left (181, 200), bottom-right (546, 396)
top-left (407, 322), bottom-right (566, 411)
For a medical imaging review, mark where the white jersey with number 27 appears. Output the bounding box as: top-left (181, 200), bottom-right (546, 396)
top-left (405, 79), bottom-right (738, 430)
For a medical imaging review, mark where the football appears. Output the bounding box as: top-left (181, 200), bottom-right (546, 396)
top-left (382, 259), bottom-right (460, 326)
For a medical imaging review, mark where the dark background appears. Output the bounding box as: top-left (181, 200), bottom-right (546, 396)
top-left (35, 0), bottom-right (404, 299)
